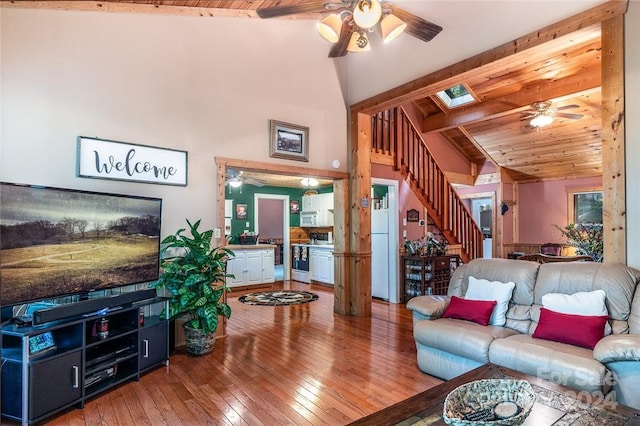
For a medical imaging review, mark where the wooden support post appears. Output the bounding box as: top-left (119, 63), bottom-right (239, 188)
top-left (338, 111), bottom-right (373, 317)
top-left (601, 14), bottom-right (626, 263)
top-left (332, 179), bottom-right (350, 315)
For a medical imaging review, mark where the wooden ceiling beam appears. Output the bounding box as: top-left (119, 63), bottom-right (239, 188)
top-left (0, 1), bottom-right (322, 19)
top-left (351, 1), bottom-right (626, 115)
top-left (421, 69), bottom-right (602, 133)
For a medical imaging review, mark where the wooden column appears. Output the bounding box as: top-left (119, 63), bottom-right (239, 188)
top-left (601, 14), bottom-right (626, 263)
top-left (215, 161), bottom-right (228, 338)
top-left (336, 111), bottom-right (373, 317)
top-left (332, 179), bottom-right (350, 315)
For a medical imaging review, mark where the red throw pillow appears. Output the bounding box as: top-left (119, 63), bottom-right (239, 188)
top-left (532, 307), bottom-right (608, 349)
top-left (442, 296), bottom-right (497, 326)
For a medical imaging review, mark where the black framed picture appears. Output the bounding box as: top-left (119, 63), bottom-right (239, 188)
top-left (407, 208), bottom-right (419, 223)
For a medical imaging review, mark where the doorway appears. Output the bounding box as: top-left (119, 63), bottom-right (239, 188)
top-left (471, 197), bottom-right (493, 258)
top-left (254, 193), bottom-right (290, 281)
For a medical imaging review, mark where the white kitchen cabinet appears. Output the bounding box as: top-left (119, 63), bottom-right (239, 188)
top-left (318, 192), bottom-right (334, 211)
top-left (302, 193), bottom-right (333, 212)
top-left (309, 249), bottom-right (318, 281)
top-left (301, 193), bottom-right (334, 227)
top-left (226, 247), bottom-right (275, 288)
top-left (309, 247), bottom-right (334, 285)
top-left (261, 249), bottom-right (275, 282)
top-left (302, 195), bottom-right (319, 212)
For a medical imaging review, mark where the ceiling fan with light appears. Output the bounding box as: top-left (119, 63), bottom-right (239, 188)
top-left (521, 101), bottom-right (584, 128)
top-left (256, 0), bottom-right (443, 57)
top-left (225, 170), bottom-right (266, 188)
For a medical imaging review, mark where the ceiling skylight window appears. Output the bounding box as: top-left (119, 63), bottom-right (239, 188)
top-left (435, 83), bottom-right (477, 109)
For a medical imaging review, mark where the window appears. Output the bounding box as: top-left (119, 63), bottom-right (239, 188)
top-left (434, 83), bottom-right (477, 109)
top-left (568, 188), bottom-right (602, 224)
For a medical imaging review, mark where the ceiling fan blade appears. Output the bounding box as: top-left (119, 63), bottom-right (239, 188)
top-left (555, 104), bottom-right (580, 110)
top-left (328, 16), bottom-right (354, 58)
top-left (555, 112), bottom-right (584, 120)
top-left (243, 177), bottom-right (265, 187)
top-left (387, 5), bottom-right (442, 43)
top-left (256, 1), bottom-right (328, 19)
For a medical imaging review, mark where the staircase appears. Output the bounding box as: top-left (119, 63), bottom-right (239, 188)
top-left (371, 107), bottom-right (483, 263)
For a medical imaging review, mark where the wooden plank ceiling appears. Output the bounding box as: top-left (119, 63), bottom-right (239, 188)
top-left (6, 0), bottom-right (604, 184)
top-left (414, 24), bottom-right (603, 183)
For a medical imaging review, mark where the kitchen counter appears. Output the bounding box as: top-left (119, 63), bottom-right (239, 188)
top-left (291, 243), bottom-right (334, 250)
top-left (225, 244), bottom-right (277, 250)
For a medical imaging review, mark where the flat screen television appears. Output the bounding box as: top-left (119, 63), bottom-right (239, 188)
top-left (0, 182), bottom-right (162, 308)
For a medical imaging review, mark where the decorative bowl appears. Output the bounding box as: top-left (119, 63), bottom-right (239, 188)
top-left (443, 379), bottom-right (536, 426)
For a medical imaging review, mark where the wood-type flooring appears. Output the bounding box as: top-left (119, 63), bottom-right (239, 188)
top-left (2, 281), bottom-right (442, 425)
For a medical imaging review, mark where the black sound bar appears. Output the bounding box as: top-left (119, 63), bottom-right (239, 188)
top-left (32, 289), bottom-right (157, 325)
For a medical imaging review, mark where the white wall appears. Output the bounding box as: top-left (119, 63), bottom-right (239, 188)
top-left (0, 8), bottom-right (348, 236)
top-left (626, 1), bottom-right (640, 269)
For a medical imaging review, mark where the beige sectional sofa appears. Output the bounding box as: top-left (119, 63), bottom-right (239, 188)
top-left (406, 258), bottom-right (640, 409)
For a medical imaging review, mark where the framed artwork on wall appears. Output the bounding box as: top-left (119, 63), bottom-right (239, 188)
top-left (407, 209), bottom-right (420, 223)
top-left (290, 200), bottom-right (300, 214)
top-left (236, 204), bottom-right (248, 220)
top-left (269, 120), bottom-right (309, 162)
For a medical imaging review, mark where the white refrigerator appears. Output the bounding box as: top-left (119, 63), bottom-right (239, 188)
top-left (371, 208), bottom-right (389, 299)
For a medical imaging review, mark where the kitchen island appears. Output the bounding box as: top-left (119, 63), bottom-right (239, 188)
top-left (225, 244), bottom-right (276, 289)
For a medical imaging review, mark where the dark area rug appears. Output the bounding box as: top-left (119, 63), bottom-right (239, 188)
top-left (238, 290), bottom-right (319, 306)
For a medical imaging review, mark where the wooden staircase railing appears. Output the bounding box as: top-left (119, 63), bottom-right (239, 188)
top-left (371, 107), bottom-right (483, 262)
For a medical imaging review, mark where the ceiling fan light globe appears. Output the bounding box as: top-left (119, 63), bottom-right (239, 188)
top-left (530, 114), bottom-right (553, 128)
top-left (228, 177), bottom-right (243, 188)
top-left (317, 13), bottom-right (342, 43)
top-left (381, 14), bottom-right (407, 43)
top-left (352, 0), bottom-right (382, 29)
top-left (347, 31), bottom-right (371, 52)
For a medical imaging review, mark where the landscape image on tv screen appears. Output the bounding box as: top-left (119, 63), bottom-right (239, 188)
top-left (0, 183), bottom-right (162, 307)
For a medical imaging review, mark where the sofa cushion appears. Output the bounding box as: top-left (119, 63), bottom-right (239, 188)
top-left (414, 318), bottom-right (518, 364)
top-left (532, 308), bottom-right (608, 349)
top-left (465, 276), bottom-right (515, 326)
top-left (489, 333), bottom-right (610, 393)
top-left (448, 259), bottom-right (540, 306)
top-left (535, 262), bottom-right (638, 322)
top-left (442, 296), bottom-right (496, 326)
top-left (542, 289), bottom-right (612, 335)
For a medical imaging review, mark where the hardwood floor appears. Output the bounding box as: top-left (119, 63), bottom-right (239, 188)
top-left (3, 281), bottom-right (442, 425)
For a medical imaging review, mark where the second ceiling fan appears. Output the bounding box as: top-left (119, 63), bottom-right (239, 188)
top-left (522, 101), bottom-right (584, 128)
top-left (256, 0), bottom-right (443, 58)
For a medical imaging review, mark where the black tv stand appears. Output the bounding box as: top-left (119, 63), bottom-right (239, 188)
top-left (1, 296), bottom-right (169, 425)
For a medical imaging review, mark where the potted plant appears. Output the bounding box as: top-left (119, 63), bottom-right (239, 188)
top-left (152, 219), bottom-right (233, 355)
top-left (553, 223), bottom-right (604, 262)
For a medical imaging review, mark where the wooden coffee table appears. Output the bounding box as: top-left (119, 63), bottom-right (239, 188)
top-left (349, 364), bottom-right (640, 425)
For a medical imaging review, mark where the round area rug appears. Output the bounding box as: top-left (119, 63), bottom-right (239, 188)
top-left (238, 290), bottom-right (319, 306)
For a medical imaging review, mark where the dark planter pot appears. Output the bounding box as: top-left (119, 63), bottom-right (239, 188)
top-left (183, 324), bottom-right (216, 356)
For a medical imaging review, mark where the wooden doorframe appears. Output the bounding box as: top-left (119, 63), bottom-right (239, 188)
top-left (215, 156), bottom-right (348, 244)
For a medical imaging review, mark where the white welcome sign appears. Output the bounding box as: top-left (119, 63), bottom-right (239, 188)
top-left (77, 136), bottom-right (188, 186)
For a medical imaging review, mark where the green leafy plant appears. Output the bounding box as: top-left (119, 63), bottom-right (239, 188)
top-left (151, 219), bottom-right (233, 334)
top-left (553, 223), bottom-right (603, 262)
